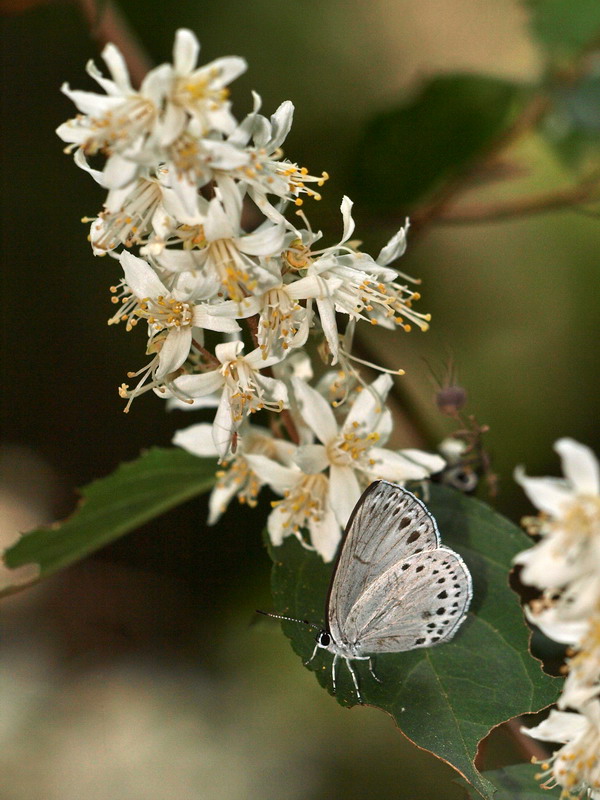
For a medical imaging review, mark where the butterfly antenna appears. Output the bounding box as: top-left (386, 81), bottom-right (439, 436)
top-left (256, 610), bottom-right (321, 631)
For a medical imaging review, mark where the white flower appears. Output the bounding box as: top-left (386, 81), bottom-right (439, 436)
top-left (111, 252), bottom-right (239, 410)
top-left (57, 30), bottom-right (248, 194)
top-left (224, 94), bottom-right (329, 222)
top-left (89, 174), bottom-right (166, 253)
top-left (169, 28), bottom-right (246, 137)
top-left (173, 422), bottom-right (295, 524)
top-left (172, 340), bottom-right (288, 459)
top-left (155, 195), bottom-right (285, 301)
top-left (219, 269), bottom-right (342, 358)
top-left (560, 617), bottom-right (600, 710)
top-left (284, 199), bottom-right (429, 362)
top-left (57, 44), bottom-right (174, 188)
top-left (245, 375), bottom-right (444, 561)
top-left (514, 438), bottom-right (600, 596)
top-left (523, 703), bottom-right (600, 798)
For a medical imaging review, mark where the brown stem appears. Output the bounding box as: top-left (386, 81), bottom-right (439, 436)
top-left (191, 339), bottom-right (220, 368)
top-left (432, 176), bottom-right (600, 224)
top-left (76, 0), bottom-right (153, 86)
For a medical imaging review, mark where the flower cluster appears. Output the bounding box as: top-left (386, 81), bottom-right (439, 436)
top-left (515, 438), bottom-right (600, 799)
top-left (58, 29), bottom-right (442, 561)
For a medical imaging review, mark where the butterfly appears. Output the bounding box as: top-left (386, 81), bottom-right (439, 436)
top-left (262, 480), bottom-right (473, 703)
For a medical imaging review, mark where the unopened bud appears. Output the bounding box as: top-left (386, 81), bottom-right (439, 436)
top-left (436, 385), bottom-right (467, 416)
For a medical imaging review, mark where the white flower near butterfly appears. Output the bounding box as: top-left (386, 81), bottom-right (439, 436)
top-left (523, 703), bottom-right (600, 799)
top-left (246, 374), bottom-right (444, 561)
top-left (173, 422), bottom-right (295, 524)
top-left (514, 438), bottom-right (600, 644)
top-left (172, 340), bottom-right (288, 459)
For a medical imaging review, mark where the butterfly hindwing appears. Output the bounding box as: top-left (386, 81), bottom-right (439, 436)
top-left (341, 547), bottom-right (472, 653)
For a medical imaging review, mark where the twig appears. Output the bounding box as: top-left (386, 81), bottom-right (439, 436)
top-left (435, 176), bottom-right (600, 224)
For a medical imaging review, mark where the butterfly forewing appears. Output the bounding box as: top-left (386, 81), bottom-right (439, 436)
top-left (342, 548), bottom-right (472, 653)
top-left (328, 482), bottom-right (441, 643)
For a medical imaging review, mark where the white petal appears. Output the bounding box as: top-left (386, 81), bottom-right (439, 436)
top-left (343, 374), bottom-right (392, 430)
top-left (308, 505), bottom-right (342, 562)
top-left (101, 43), bottom-right (132, 92)
top-left (315, 296), bottom-right (339, 363)
top-left (208, 481), bottom-right (240, 525)
top-left (377, 219), bottom-right (409, 265)
top-left (244, 454), bottom-right (301, 494)
top-left (73, 148), bottom-right (108, 186)
top-left (294, 444), bottom-right (328, 474)
top-left (267, 506), bottom-right (291, 547)
top-left (328, 465), bottom-right (361, 527)
top-left (192, 56), bottom-right (247, 89)
top-left (267, 100), bottom-right (294, 151)
top-left (174, 370), bottom-right (224, 397)
top-left (203, 197), bottom-right (235, 240)
top-left (212, 389), bottom-right (235, 459)
top-left (525, 605), bottom-right (589, 646)
top-left (156, 327), bottom-right (192, 379)
top-left (173, 29), bottom-right (199, 74)
top-left (291, 378), bottom-right (338, 444)
top-left (367, 448), bottom-right (443, 481)
top-left (120, 251), bottom-right (167, 298)
top-left (215, 339), bottom-right (244, 364)
top-left (237, 221), bottom-right (285, 256)
top-left (339, 196), bottom-right (355, 243)
top-left (255, 373), bottom-right (289, 406)
top-left (192, 306), bottom-right (240, 333)
top-left (60, 84), bottom-right (121, 116)
top-left (396, 449), bottom-right (446, 474)
top-left (173, 423), bottom-right (219, 456)
top-left (523, 709), bottom-right (586, 743)
top-left (159, 102), bottom-right (187, 147)
top-left (555, 437), bottom-right (600, 495)
top-left (103, 153), bottom-right (139, 188)
top-left (514, 466), bottom-right (573, 516)
top-left (140, 63), bottom-right (173, 105)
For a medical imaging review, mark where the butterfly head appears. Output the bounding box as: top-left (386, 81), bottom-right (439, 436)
top-left (316, 630), bottom-right (333, 650)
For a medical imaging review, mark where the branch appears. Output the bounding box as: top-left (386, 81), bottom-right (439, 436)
top-left (435, 176), bottom-right (600, 224)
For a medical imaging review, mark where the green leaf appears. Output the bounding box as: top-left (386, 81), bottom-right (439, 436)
top-left (527, 0), bottom-right (600, 58)
top-left (266, 484), bottom-right (561, 799)
top-left (2, 448), bottom-right (216, 594)
top-left (460, 763), bottom-right (560, 799)
top-left (353, 74), bottom-right (527, 210)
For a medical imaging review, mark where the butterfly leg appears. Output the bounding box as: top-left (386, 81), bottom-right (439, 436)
top-left (304, 642), bottom-right (319, 666)
top-left (346, 659), bottom-right (363, 704)
top-left (331, 654), bottom-right (339, 694)
top-left (368, 658), bottom-right (382, 684)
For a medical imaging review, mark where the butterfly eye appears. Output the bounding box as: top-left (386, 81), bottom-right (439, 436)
top-left (318, 631), bottom-right (331, 647)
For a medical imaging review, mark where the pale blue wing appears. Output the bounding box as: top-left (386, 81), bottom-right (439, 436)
top-left (341, 547), bottom-right (472, 654)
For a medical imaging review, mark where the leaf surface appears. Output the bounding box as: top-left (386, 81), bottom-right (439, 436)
top-left (353, 74), bottom-right (527, 210)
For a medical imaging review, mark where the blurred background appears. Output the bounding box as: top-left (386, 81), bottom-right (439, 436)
top-left (1, 0), bottom-right (599, 797)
